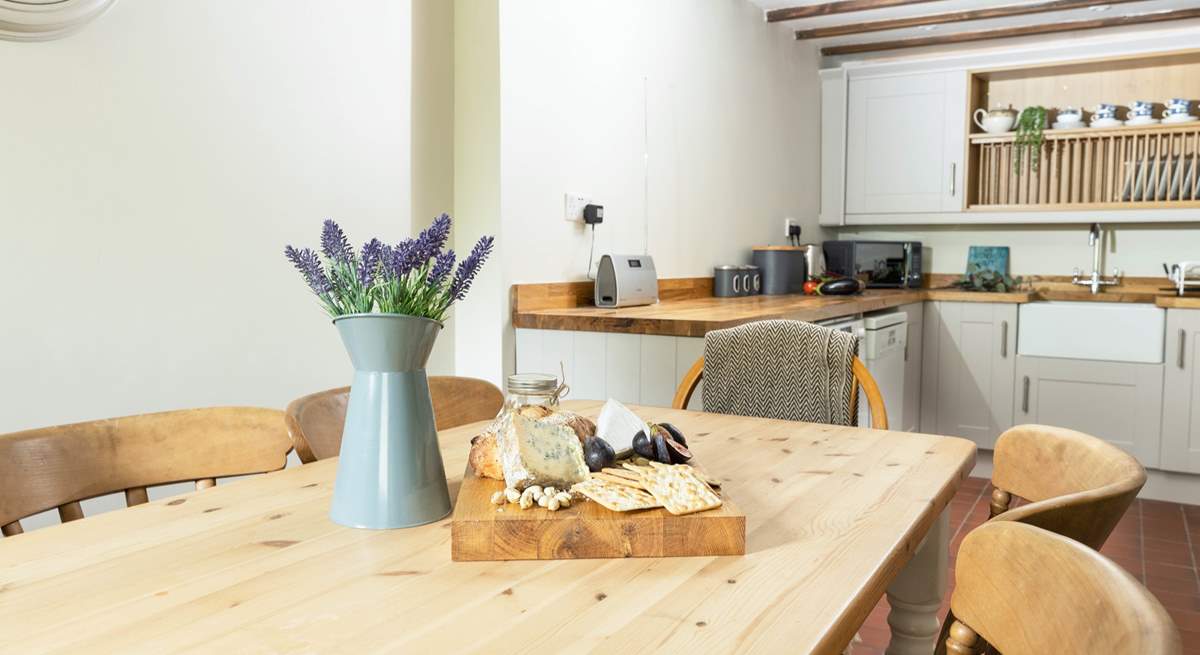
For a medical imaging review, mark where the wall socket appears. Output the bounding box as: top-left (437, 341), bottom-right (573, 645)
top-left (564, 193), bottom-right (591, 223)
top-left (784, 217), bottom-right (797, 237)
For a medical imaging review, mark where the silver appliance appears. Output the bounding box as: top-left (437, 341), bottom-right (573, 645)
top-left (1165, 261), bottom-right (1200, 296)
top-left (595, 254), bottom-right (658, 308)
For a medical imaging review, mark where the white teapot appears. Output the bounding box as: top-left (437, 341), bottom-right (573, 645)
top-left (973, 108), bottom-right (1016, 134)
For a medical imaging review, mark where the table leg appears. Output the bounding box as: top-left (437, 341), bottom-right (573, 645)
top-left (885, 510), bottom-right (949, 655)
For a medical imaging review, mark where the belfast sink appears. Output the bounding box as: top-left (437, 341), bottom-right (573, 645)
top-left (1017, 301), bottom-right (1165, 363)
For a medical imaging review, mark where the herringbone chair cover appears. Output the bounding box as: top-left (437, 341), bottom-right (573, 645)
top-left (702, 319), bottom-right (859, 426)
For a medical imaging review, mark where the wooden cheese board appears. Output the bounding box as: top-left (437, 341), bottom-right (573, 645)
top-left (450, 465), bottom-right (746, 561)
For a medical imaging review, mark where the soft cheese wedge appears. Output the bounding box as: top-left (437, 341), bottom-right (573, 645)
top-left (499, 413), bottom-right (590, 490)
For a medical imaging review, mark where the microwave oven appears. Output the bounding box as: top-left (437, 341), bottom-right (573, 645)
top-left (822, 240), bottom-right (922, 288)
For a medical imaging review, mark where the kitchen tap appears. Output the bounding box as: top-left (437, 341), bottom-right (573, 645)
top-left (1072, 222), bottom-right (1122, 294)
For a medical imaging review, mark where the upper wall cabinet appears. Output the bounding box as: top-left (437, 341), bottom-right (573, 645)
top-left (845, 71), bottom-right (965, 216)
top-left (820, 34), bottom-right (1200, 225)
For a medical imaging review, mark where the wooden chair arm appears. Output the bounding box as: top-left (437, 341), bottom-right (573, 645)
top-left (672, 356), bottom-right (705, 410)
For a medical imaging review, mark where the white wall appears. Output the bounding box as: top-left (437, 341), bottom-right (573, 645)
top-left (838, 223), bottom-right (1200, 277)
top-left (498, 0), bottom-right (823, 285)
top-left (488, 0), bottom-right (823, 383)
top-left (1, 0), bottom-right (414, 528)
top-left (453, 0), bottom-right (506, 386)
top-left (413, 0), bottom-right (457, 375)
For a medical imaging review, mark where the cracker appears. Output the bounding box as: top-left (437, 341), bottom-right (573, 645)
top-left (572, 478), bottom-right (660, 512)
top-left (591, 472), bottom-right (647, 490)
top-left (638, 464), bottom-right (722, 516)
top-left (600, 467), bottom-right (643, 481)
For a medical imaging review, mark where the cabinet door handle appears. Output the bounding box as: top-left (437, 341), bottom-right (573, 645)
top-left (950, 163), bottom-right (957, 196)
top-left (1001, 320), bottom-right (1008, 358)
top-left (1180, 329), bottom-right (1187, 369)
top-left (1022, 376), bottom-right (1030, 413)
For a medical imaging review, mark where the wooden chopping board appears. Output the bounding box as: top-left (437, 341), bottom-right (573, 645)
top-left (450, 466), bottom-right (745, 561)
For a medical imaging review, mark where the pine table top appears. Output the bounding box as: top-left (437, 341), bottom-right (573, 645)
top-left (0, 400), bottom-right (975, 654)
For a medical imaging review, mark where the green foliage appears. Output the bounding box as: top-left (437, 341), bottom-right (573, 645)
top-left (951, 263), bottom-right (1024, 293)
top-left (1013, 106), bottom-right (1046, 176)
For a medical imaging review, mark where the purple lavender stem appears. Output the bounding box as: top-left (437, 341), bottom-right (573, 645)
top-left (449, 235), bottom-right (494, 300)
top-left (320, 219), bottom-right (353, 263)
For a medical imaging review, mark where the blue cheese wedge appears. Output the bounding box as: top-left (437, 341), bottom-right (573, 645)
top-left (499, 414), bottom-right (590, 490)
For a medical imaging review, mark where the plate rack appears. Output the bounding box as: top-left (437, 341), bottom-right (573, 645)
top-left (969, 123), bottom-right (1200, 210)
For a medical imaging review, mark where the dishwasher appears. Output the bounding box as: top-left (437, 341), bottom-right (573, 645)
top-left (820, 313), bottom-right (907, 429)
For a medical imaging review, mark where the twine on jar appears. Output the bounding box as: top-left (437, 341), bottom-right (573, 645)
top-left (551, 361), bottom-right (571, 404)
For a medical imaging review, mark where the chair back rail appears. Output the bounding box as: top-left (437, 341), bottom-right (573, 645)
top-left (945, 521), bottom-right (1180, 655)
top-left (285, 376), bottom-right (504, 464)
top-left (0, 407), bottom-right (290, 535)
top-left (988, 424), bottom-right (1146, 550)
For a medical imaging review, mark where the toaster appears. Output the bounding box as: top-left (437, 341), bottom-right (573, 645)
top-left (594, 255), bottom-right (658, 308)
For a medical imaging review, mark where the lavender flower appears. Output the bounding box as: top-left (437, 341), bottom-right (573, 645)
top-left (284, 245), bottom-right (331, 294)
top-left (359, 238), bottom-right (383, 286)
top-left (429, 250), bottom-right (456, 286)
top-left (450, 236), bottom-right (494, 300)
top-left (285, 213), bottom-right (491, 320)
top-left (321, 219), bottom-right (353, 263)
top-left (388, 239), bottom-right (417, 277)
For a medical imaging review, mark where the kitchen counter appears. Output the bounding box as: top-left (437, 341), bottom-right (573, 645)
top-left (512, 276), bottom-right (1188, 337)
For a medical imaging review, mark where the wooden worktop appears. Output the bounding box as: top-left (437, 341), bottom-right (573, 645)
top-left (512, 275), bottom-right (1189, 337)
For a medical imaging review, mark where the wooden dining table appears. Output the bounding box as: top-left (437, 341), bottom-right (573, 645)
top-left (0, 400), bottom-right (975, 654)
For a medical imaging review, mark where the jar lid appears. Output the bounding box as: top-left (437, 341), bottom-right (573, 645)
top-left (507, 373), bottom-right (558, 394)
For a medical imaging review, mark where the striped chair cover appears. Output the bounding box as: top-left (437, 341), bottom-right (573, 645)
top-left (702, 319), bottom-right (859, 426)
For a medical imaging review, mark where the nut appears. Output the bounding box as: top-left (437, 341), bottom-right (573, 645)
top-left (490, 491), bottom-right (506, 505)
top-left (543, 486), bottom-right (557, 498)
top-left (548, 497), bottom-right (561, 511)
top-left (527, 485), bottom-right (543, 498)
top-left (538, 494), bottom-right (550, 508)
top-left (519, 494), bottom-right (534, 510)
top-left (555, 491), bottom-right (572, 507)
top-left (505, 487), bottom-right (521, 503)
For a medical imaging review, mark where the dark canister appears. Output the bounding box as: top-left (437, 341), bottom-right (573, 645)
top-left (713, 265), bottom-right (742, 297)
top-left (752, 246), bottom-right (807, 295)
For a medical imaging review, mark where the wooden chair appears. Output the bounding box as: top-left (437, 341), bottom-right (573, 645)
top-left (943, 521), bottom-right (1180, 655)
top-left (285, 376), bottom-right (504, 464)
top-left (673, 356), bottom-right (888, 429)
top-left (0, 407), bottom-right (291, 537)
top-left (986, 424), bottom-right (1146, 550)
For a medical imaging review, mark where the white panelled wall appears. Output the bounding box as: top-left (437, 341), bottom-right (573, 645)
top-left (515, 329), bottom-right (703, 411)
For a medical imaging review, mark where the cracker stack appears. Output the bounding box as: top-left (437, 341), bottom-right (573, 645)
top-left (572, 462), bottom-right (722, 516)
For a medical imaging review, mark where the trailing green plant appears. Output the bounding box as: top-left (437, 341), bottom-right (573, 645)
top-left (1013, 106), bottom-right (1046, 176)
top-left (950, 263), bottom-right (1024, 293)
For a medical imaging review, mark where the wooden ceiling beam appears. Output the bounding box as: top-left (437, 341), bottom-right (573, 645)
top-left (766, 0), bottom-right (939, 23)
top-left (795, 0), bottom-right (1149, 40)
top-left (821, 8), bottom-right (1200, 56)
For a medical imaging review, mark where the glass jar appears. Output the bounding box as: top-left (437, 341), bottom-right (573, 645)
top-left (504, 373), bottom-right (561, 413)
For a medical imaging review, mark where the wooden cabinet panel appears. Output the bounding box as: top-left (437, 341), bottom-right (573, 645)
top-left (921, 301), bottom-right (1016, 448)
top-left (1016, 355), bottom-right (1163, 468)
top-left (845, 71), bottom-right (965, 215)
top-left (899, 302), bottom-right (923, 433)
top-left (1162, 310), bottom-right (1200, 473)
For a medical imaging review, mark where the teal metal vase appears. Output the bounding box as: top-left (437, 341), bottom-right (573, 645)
top-left (329, 313), bottom-right (451, 529)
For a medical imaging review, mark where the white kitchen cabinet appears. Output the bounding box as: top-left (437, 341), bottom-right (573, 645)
top-left (920, 301), bottom-right (1016, 449)
top-left (898, 302), bottom-right (923, 433)
top-left (844, 71), bottom-right (965, 215)
top-left (1015, 356), bottom-right (1163, 468)
top-left (515, 328), bottom-right (701, 409)
top-left (1162, 310), bottom-right (1200, 473)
